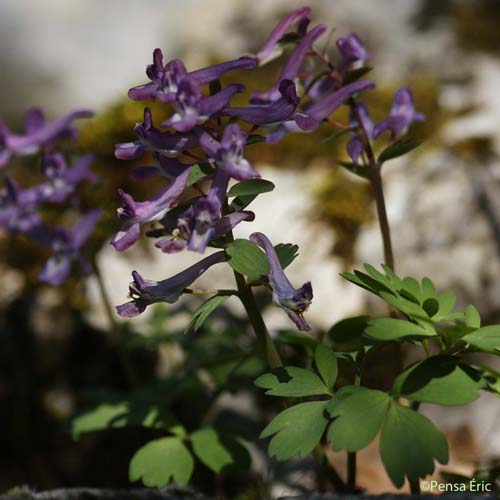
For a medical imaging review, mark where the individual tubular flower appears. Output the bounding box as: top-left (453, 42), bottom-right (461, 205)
top-left (0, 108), bottom-right (93, 167)
top-left (38, 209), bottom-right (101, 286)
top-left (198, 124), bottom-right (259, 180)
top-left (254, 6), bottom-right (311, 65)
top-left (111, 166), bottom-right (192, 252)
top-left (336, 33), bottom-right (373, 74)
top-left (38, 152), bottom-right (97, 203)
top-left (128, 48), bottom-right (256, 103)
top-left (346, 102), bottom-right (374, 165)
top-left (222, 80), bottom-right (314, 131)
top-left (251, 24), bottom-right (327, 105)
top-left (161, 81), bottom-right (244, 132)
top-left (188, 168), bottom-right (229, 253)
top-left (115, 108), bottom-right (198, 160)
top-left (0, 176), bottom-right (42, 232)
top-left (264, 79), bottom-right (375, 143)
top-left (116, 250), bottom-right (227, 318)
top-left (373, 87), bottom-right (425, 138)
top-left (250, 232), bottom-right (313, 332)
top-left (155, 210), bottom-right (255, 254)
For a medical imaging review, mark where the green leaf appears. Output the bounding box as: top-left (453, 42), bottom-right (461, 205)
top-left (343, 66), bottom-right (373, 85)
top-left (274, 243), bottom-right (299, 270)
top-left (365, 318), bottom-right (436, 342)
top-left (190, 427), bottom-right (233, 473)
top-left (378, 139), bottom-right (422, 163)
top-left (186, 163), bottom-right (215, 186)
top-left (338, 161), bottom-right (369, 179)
top-left (230, 194), bottom-right (257, 211)
top-left (314, 345), bottom-right (338, 389)
top-left (225, 239), bottom-right (268, 280)
top-left (463, 325), bottom-right (500, 354)
top-left (327, 387), bottom-right (390, 452)
top-left (255, 366), bottom-right (331, 397)
top-left (260, 401), bottom-right (328, 460)
top-left (380, 401), bottom-right (448, 488)
top-left (392, 356), bottom-right (484, 405)
top-left (129, 437), bottom-right (194, 486)
top-left (227, 179), bottom-right (275, 197)
top-left (328, 316), bottom-right (370, 352)
top-left (435, 292), bottom-right (457, 319)
top-left (246, 134), bottom-right (266, 145)
top-left (184, 295), bottom-right (231, 334)
top-left (465, 305), bottom-right (481, 329)
top-left (71, 402), bottom-right (163, 439)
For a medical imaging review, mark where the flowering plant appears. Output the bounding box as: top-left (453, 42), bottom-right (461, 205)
top-left (3, 5), bottom-right (500, 496)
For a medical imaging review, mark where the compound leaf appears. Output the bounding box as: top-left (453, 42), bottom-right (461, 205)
top-left (463, 325), bottom-right (500, 355)
top-left (365, 318), bottom-right (436, 342)
top-left (314, 345), bottom-right (338, 389)
top-left (190, 427), bottom-right (233, 473)
top-left (185, 295), bottom-right (230, 334)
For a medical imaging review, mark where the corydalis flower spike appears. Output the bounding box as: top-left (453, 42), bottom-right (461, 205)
top-left (250, 232), bottom-right (313, 332)
top-left (255, 6), bottom-right (312, 65)
top-left (116, 251), bottom-right (227, 317)
top-left (373, 87), bottom-right (425, 138)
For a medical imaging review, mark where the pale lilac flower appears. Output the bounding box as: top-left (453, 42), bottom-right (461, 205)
top-left (0, 108), bottom-right (93, 167)
top-left (111, 167), bottom-right (192, 252)
top-left (336, 33), bottom-right (372, 73)
top-left (346, 102), bottom-right (374, 164)
top-left (373, 87), bottom-right (425, 138)
top-left (39, 209), bottom-right (101, 286)
top-left (116, 251), bottom-right (227, 317)
top-left (0, 176), bottom-right (41, 232)
top-left (250, 232), bottom-right (313, 332)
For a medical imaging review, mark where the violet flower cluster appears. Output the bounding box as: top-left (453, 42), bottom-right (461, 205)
top-left (113, 6), bottom-right (423, 332)
top-left (0, 108), bottom-right (100, 285)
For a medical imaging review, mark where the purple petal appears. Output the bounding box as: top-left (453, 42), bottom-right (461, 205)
top-left (115, 141), bottom-right (145, 160)
top-left (111, 222), bottom-right (141, 252)
top-left (198, 84), bottom-right (245, 117)
top-left (188, 57), bottom-right (257, 85)
top-left (116, 300), bottom-right (147, 318)
top-left (39, 256), bottom-right (72, 286)
top-left (256, 6), bottom-right (311, 65)
top-left (347, 136), bottom-right (364, 164)
top-left (305, 79), bottom-right (375, 122)
top-left (24, 108), bottom-right (45, 133)
top-left (72, 209), bottom-right (102, 249)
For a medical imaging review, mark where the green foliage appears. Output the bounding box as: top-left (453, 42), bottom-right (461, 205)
top-left (227, 179), bottom-right (275, 197)
top-left (378, 139), bottom-right (422, 163)
top-left (314, 345), bottom-right (338, 390)
top-left (255, 366), bottom-right (331, 397)
top-left (129, 437), bottom-right (194, 486)
top-left (274, 243), bottom-right (299, 269)
top-left (343, 66), bottom-right (374, 85)
top-left (463, 326), bottom-right (500, 355)
top-left (338, 161), bottom-right (369, 179)
top-left (328, 315), bottom-right (370, 352)
top-left (392, 356), bottom-right (484, 405)
top-left (186, 163), bottom-right (216, 186)
top-left (185, 295), bottom-right (231, 334)
top-left (190, 427), bottom-right (234, 473)
top-left (327, 387), bottom-right (390, 452)
top-left (260, 401), bottom-right (329, 460)
top-left (380, 401), bottom-right (449, 488)
top-left (365, 317), bottom-right (436, 342)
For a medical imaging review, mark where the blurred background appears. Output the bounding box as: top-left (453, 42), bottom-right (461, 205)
top-left (1, 0), bottom-right (500, 496)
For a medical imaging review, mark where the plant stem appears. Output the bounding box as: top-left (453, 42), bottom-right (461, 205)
top-left (409, 478), bottom-right (421, 494)
top-left (232, 268), bottom-right (346, 491)
top-left (351, 102), bottom-right (395, 271)
top-left (347, 452), bottom-right (357, 492)
top-left (92, 258), bottom-right (137, 388)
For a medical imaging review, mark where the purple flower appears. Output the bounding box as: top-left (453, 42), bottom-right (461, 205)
top-left (129, 48), bottom-right (255, 103)
top-left (199, 124), bottom-right (259, 180)
top-left (0, 176), bottom-right (42, 232)
top-left (115, 108), bottom-right (198, 160)
top-left (129, 155), bottom-right (190, 182)
top-left (250, 232), bottom-right (313, 332)
top-left (373, 87), bottom-right (425, 138)
top-left (254, 6), bottom-right (312, 65)
top-left (38, 152), bottom-right (97, 203)
top-left (346, 102), bottom-right (374, 164)
top-left (155, 209), bottom-right (255, 254)
top-left (116, 250), bottom-right (227, 317)
top-left (111, 166), bottom-right (192, 252)
top-left (304, 79), bottom-right (375, 123)
top-left (39, 209), bottom-right (101, 286)
top-left (336, 33), bottom-right (372, 74)
top-left (161, 80), bottom-right (244, 132)
top-left (0, 108), bottom-right (93, 167)
top-left (222, 80), bottom-right (312, 130)
top-left (188, 168), bottom-right (229, 253)
top-left (251, 24), bottom-right (327, 105)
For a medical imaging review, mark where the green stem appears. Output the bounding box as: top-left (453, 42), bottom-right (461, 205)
top-left (409, 478), bottom-right (421, 495)
top-left (347, 452), bottom-right (357, 492)
top-left (92, 258), bottom-right (138, 388)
